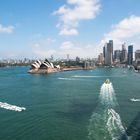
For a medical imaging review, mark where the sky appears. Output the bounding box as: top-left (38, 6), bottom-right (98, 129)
top-left (0, 0), bottom-right (140, 59)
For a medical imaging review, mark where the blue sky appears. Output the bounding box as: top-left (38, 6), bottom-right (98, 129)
top-left (0, 0), bottom-right (140, 59)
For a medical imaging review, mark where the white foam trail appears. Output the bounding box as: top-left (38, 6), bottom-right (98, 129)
top-left (58, 77), bottom-right (80, 81)
top-left (99, 83), bottom-right (117, 107)
top-left (88, 81), bottom-right (127, 140)
top-left (107, 109), bottom-right (126, 139)
top-left (0, 102), bottom-right (26, 112)
top-left (72, 75), bottom-right (125, 78)
top-left (130, 98), bottom-right (140, 102)
top-left (73, 75), bottom-right (110, 78)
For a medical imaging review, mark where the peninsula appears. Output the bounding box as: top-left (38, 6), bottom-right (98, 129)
top-left (28, 59), bottom-right (95, 74)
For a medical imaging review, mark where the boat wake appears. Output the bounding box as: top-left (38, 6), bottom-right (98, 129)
top-left (72, 75), bottom-right (109, 78)
top-left (58, 77), bottom-right (80, 81)
top-left (72, 75), bottom-right (125, 78)
top-left (0, 102), bottom-right (26, 112)
top-left (88, 81), bottom-right (127, 140)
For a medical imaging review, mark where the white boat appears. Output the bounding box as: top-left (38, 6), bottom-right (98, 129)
top-left (0, 102), bottom-right (26, 112)
top-left (130, 98), bottom-right (140, 102)
top-left (104, 79), bottom-right (110, 84)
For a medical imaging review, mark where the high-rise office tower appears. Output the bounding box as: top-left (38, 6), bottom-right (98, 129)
top-left (135, 50), bottom-right (140, 63)
top-left (128, 45), bottom-right (133, 65)
top-left (120, 43), bottom-right (127, 63)
top-left (109, 40), bottom-right (113, 55)
top-left (103, 46), bottom-right (105, 58)
top-left (135, 50), bottom-right (140, 60)
top-left (104, 40), bottom-right (113, 65)
top-left (114, 50), bottom-right (121, 62)
top-left (98, 53), bottom-right (104, 64)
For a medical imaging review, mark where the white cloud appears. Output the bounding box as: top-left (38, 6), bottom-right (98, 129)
top-left (53, 0), bottom-right (101, 36)
top-left (59, 15), bottom-right (140, 58)
top-left (58, 41), bottom-right (98, 58)
top-left (32, 37), bottom-right (56, 47)
top-left (60, 41), bottom-right (74, 49)
top-left (32, 15), bottom-right (140, 59)
top-left (31, 39), bottom-right (99, 59)
top-left (46, 38), bottom-right (56, 43)
top-left (34, 49), bottom-right (56, 58)
top-left (0, 24), bottom-right (14, 33)
top-left (31, 37), bottom-right (56, 58)
top-left (59, 28), bottom-right (78, 35)
top-left (102, 15), bottom-right (140, 50)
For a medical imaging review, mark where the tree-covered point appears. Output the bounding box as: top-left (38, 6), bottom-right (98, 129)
top-left (0, 62), bottom-right (32, 67)
top-left (53, 60), bottom-right (84, 68)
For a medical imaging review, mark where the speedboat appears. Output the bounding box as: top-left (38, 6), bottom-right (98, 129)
top-left (105, 79), bottom-right (110, 84)
top-left (130, 98), bottom-right (140, 102)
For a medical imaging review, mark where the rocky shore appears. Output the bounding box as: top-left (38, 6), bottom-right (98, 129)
top-left (28, 67), bottom-right (59, 74)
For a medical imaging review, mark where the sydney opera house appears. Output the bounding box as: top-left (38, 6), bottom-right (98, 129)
top-left (29, 59), bottom-right (60, 74)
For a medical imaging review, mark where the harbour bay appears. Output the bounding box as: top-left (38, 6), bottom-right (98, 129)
top-left (0, 67), bottom-right (140, 140)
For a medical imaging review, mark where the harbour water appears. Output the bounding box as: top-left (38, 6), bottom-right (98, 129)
top-left (0, 67), bottom-right (140, 140)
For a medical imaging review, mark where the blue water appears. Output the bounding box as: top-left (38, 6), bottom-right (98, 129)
top-left (0, 67), bottom-right (140, 140)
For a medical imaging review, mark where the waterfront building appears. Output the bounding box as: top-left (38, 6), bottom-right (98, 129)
top-left (84, 61), bottom-right (95, 69)
top-left (109, 40), bottom-right (113, 58)
top-left (31, 59), bottom-right (60, 70)
top-left (31, 60), bottom-right (42, 69)
top-left (114, 50), bottom-right (121, 63)
top-left (135, 50), bottom-right (140, 64)
top-left (104, 40), bottom-right (113, 65)
top-left (128, 45), bottom-right (133, 65)
top-left (135, 50), bottom-right (140, 60)
top-left (98, 53), bottom-right (104, 65)
top-left (120, 43), bottom-right (127, 63)
top-left (84, 61), bottom-right (90, 69)
top-left (103, 46), bottom-right (105, 58)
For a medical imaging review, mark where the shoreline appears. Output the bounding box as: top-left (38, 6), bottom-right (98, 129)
top-left (28, 67), bottom-right (96, 74)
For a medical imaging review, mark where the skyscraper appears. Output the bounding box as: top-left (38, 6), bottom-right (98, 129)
top-left (128, 45), bottom-right (133, 65)
top-left (135, 50), bottom-right (140, 60)
top-left (98, 53), bottom-right (104, 64)
top-left (103, 46), bottom-right (105, 58)
top-left (104, 40), bottom-right (113, 65)
top-left (135, 50), bottom-right (140, 63)
top-left (109, 40), bottom-right (113, 55)
top-left (114, 50), bottom-right (121, 62)
top-left (120, 43), bottom-right (127, 63)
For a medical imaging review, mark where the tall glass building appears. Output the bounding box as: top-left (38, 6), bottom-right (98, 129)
top-left (128, 45), bottom-right (133, 65)
top-left (114, 50), bottom-right (121, 61)
top-left (104, 40), bottom-right (113, 65)
top-left (121, 43), bottom-right (127, 63)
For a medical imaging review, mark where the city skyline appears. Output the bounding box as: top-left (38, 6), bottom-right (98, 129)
top-left (0, 0), bottom-right (140, 59)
